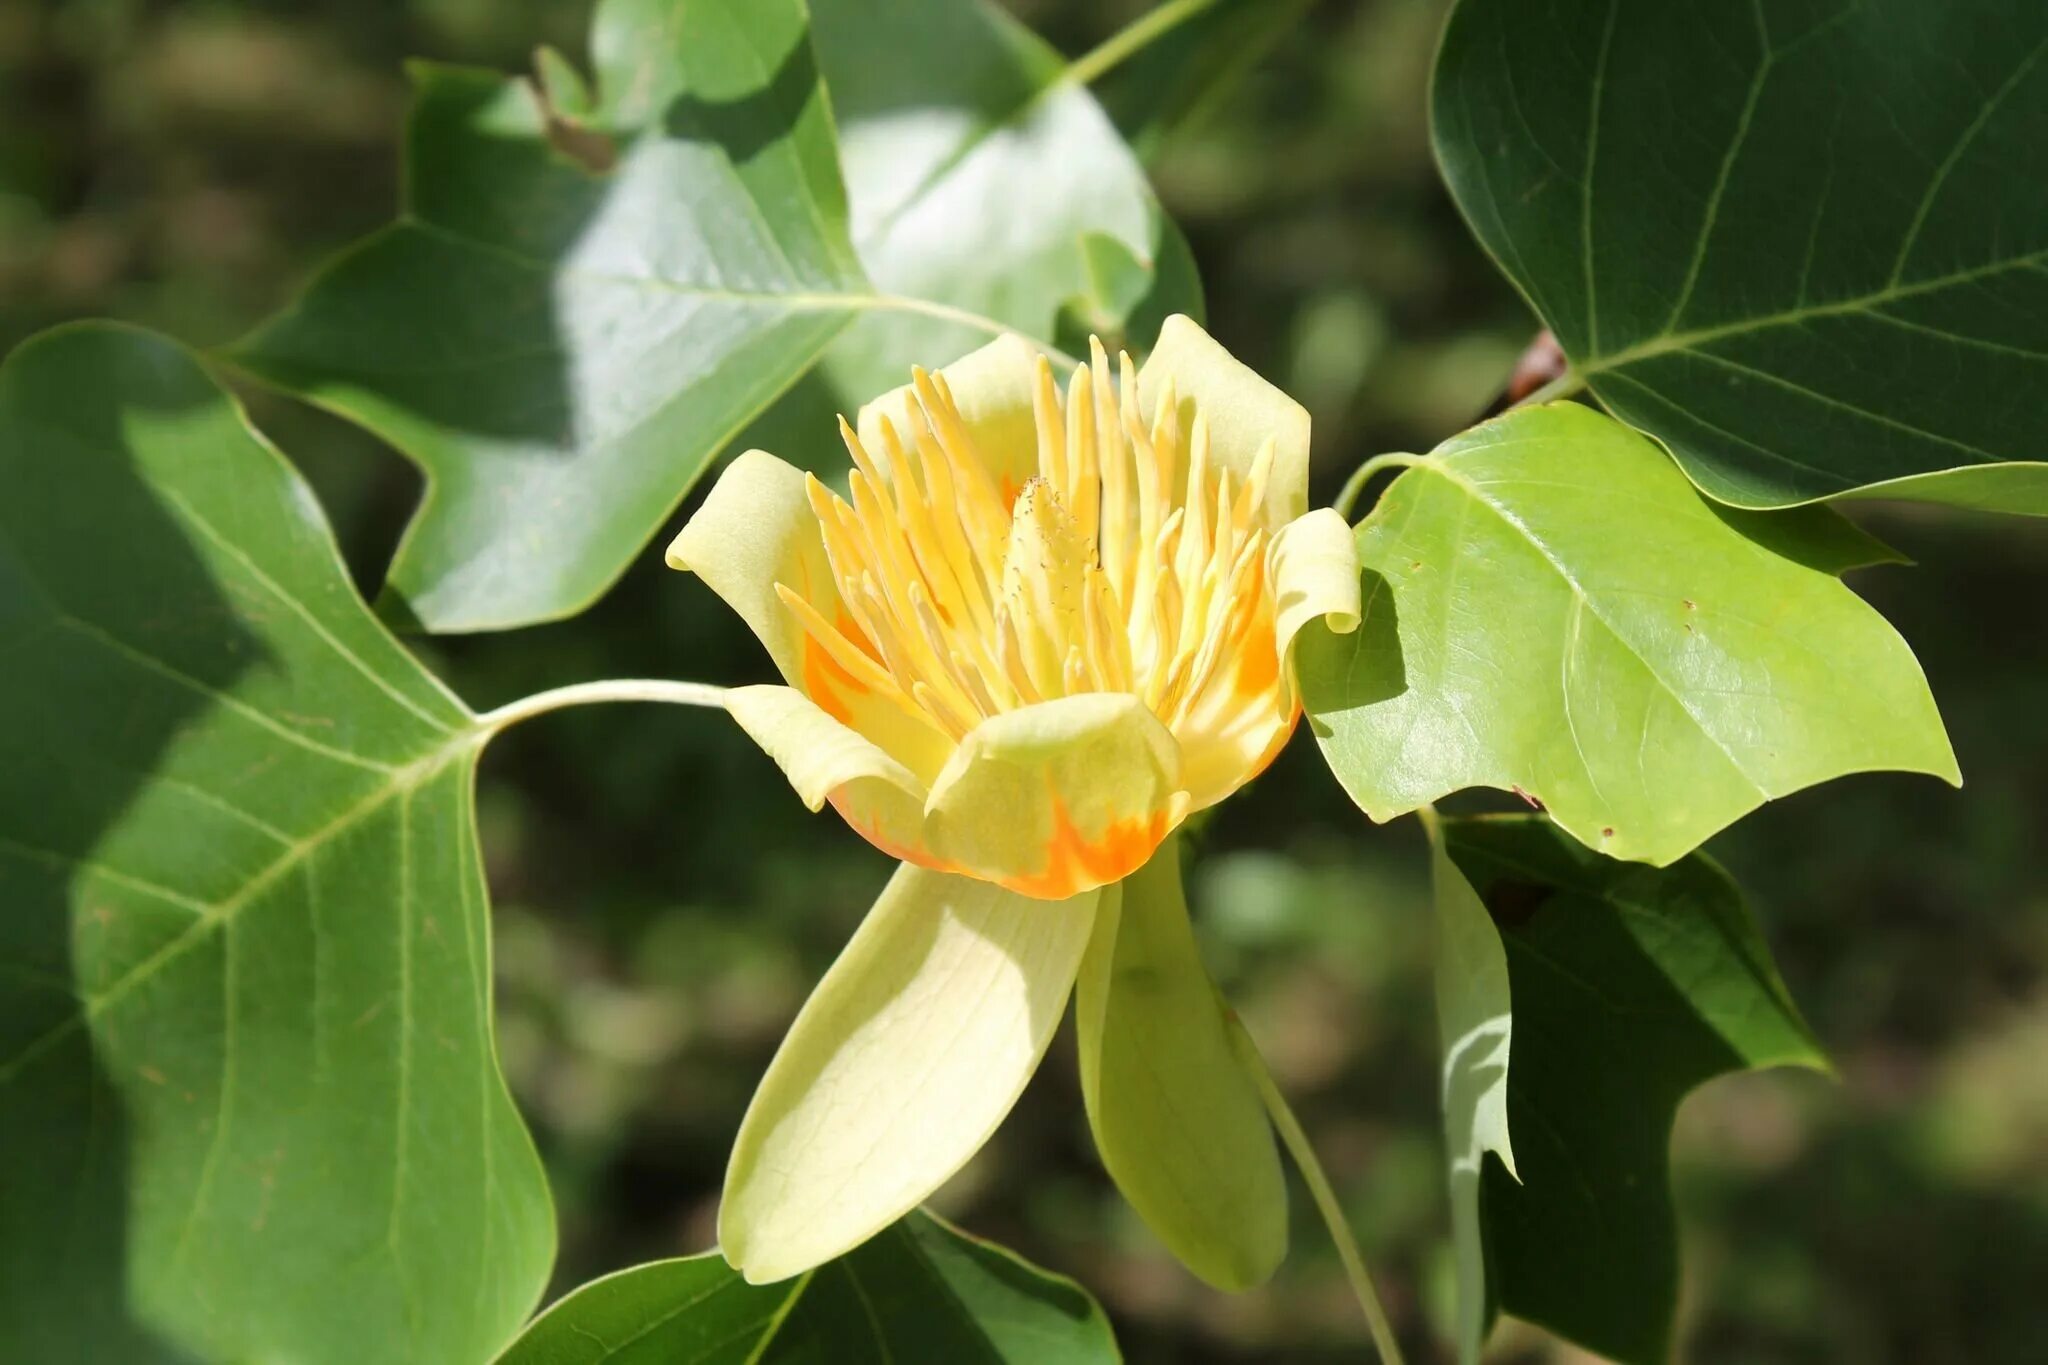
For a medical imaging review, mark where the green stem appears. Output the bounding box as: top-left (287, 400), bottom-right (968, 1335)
top-left (1512, 368), bottom-right (1586, 408)
top-left (1067, 0), bottom-right (1224, 88)
top-left (1332, 452), bottom-right (1424, 522)
top-left (1233, 1023), bottom-right (1408, 1365)
top-left (475, 678), bottom-right (729, 737)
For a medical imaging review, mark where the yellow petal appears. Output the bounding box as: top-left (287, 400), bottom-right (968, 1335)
top-left (922, 693), bottom-right (1190, 900)
top-left (856, 333), bottom-right (1042, 502)
top-left (1271, 506), bottom-right (1363, 668)
top-left (669, 450), bottom-right (954, 781)
top-left (720, 864), bottom-right (1100, 1283)
top-left (1137, 314), bottom-right (1311, 529)
top-left (723, 684), bottom-right (933, 864)
top-left (665, 449), bottom-right (833, 684)
top-left (1075, 836), bottom-right (1287, 1290)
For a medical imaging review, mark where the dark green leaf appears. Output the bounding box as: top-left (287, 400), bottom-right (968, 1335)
top-left (232, 0), bottom-right (1191, 633)
top-left (1436, 814), bottom-right (1827, 1364)
top-left (0, 324), bottom-right (550, 1362)
top-left (810, 0), bottom-right (1197, 401)
top-left (1433, 0), bottom-right (2048, 512)
top-left (497, 1210), bottom-right (1117, 1365)
top-left (1299, 403), bottom-right (1957, 866)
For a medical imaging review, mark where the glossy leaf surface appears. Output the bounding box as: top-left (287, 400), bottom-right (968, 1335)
top-left (0, 325), bottom-right (550, 1362)
top-left (1299, 403), bottom-right (1957, 865)
top-left (1434, 0), bottom-right (2048, 512)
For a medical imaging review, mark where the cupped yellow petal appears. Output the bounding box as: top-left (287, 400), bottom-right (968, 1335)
top-left (923, 692), bottom-right (1190, 900)
top-left (720, 864), bottom-right (1100, 1283)
top-left (676, 319), bottom-right (1335, 889)
top-left (1075, 835), bottom-right (1288, 1290)
top-left (1138, 314), bottom-right (1311, 529)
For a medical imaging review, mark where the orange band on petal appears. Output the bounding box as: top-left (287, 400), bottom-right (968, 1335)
top-left (998, 792), bottom-right (1177, 900)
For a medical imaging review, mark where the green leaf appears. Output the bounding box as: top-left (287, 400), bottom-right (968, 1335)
top-left (810, 0), bottom-right (1198, 401)
top-left (231, 0), bottom-right (1192, 634)
top-left (1436, 814), bottom-right (1827, 1364)
top-left (1424, 815), bottom-right (1515, 1365)
top-left (1299, 403), bottom-right (1957, 866)
top-left (1432, 0), bottom-right (2048, 513)
top-left (0, 324), bottom-right (550, 1361)
top-left (231, 0), bottom-right (867, 633)
top-left (496, 1210), bottom-right (1118, 1365)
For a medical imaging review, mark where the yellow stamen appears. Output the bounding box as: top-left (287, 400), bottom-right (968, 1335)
top-left (781, 340), bottom-right (1299, 812)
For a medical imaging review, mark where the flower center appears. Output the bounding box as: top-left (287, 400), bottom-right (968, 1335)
top-left (775, 341), bottom-right (1285, 759)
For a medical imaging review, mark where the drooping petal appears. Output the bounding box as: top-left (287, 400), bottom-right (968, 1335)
top-left (724, 685), bottom-right (936, 866)
top-left (1137, 314), bottom-right (1311, 529)
top-left (923, 693), bottom-right (1190, 899)
top-left (1271, 506), bottom-right (1363, 668)
top-left (720, 864), bottom-right (1100, 1284)
top-left (857, 332), bottom-right (1042, 501)
top-left (1074, 836), bottom-right (1288, 1290)
top-left (670, 450), bottom-right (955, 781)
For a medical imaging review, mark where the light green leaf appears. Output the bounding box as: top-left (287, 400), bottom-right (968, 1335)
top-left (231, 0), bottom-right (1193, 634)
top-left (0, 325), bottom-right (549, 1361)
top-left (809, 0), bottom-right (1198, 403)
top-left (1074, 836), bottom-right (1287, 1291)
top-left (1437, 814), bottom-right (1827, 1365)
top-left (1299, 403), bottom-right (1957, 866)
top-left (721, 864), bottom-right (1099, 1284)
top-left (1433, 0), bottom-right (2048, 513)
top-left (497, 1210), bottom-right (1118, 1364)
top-left (1425, 815), bottom-right (1515, 1365)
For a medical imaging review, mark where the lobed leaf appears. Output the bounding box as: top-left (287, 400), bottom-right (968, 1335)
top-left (1435, 814), bottom-right (1827, 1364)
top-left (1299, 403), bottom-right (1957, 866)
top-left (0, 325), bottom-right (550, 1361)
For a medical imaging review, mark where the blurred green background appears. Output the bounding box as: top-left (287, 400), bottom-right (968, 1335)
top-left (5, 0), bottom-right (2046, 1360)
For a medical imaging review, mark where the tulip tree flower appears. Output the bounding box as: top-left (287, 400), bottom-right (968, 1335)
top-left (668, 316), bottom-right (1363, 1289)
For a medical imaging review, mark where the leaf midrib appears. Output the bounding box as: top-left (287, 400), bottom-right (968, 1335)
top-left (1578, 245), bottom-right (2048, 377)
top-left (1399, 457), bottom-right (1765, 796)
top-left (394, 215), bottom-right (1060, 358)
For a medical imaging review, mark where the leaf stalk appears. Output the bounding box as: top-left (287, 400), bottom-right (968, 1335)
top-left (1233, 1021), bottom-right (1408, 1365)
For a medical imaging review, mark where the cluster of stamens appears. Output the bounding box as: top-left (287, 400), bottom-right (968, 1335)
top-left (775, 340), bottom-right (1284, 758)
